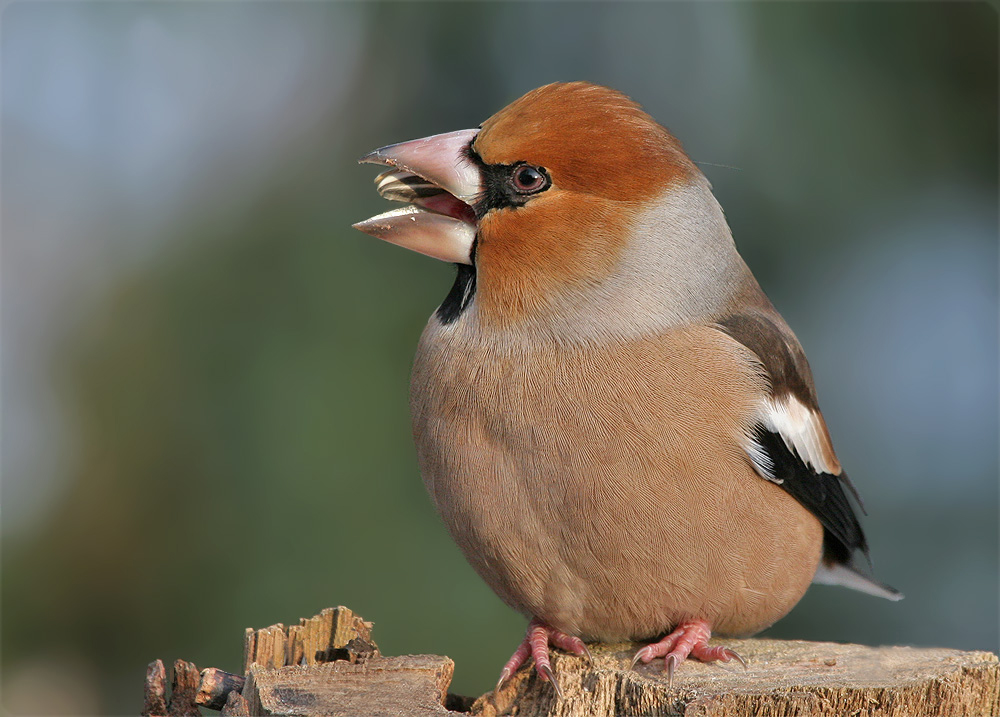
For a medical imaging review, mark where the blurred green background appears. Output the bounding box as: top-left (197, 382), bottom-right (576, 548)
top-left (2, 2), bottom-right (997, 714)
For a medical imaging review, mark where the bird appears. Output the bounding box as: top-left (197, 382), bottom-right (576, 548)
top-left (353, 81), bottom-right (901, 697)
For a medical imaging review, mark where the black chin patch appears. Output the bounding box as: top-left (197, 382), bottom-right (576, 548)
top-left (436, 262), bottom-right (477, 325)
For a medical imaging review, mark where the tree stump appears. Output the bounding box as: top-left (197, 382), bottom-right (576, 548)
top-left (473, 639), bottom-right (1000, 717)
top-left (143, 606), bottom-right (1000, 717)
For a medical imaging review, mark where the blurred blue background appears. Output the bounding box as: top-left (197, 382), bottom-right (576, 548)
top-left (2, 2), bottom-right (996, 714)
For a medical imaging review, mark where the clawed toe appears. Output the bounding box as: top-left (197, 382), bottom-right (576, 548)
top-left (499, 618), bottom-right (746, 696)
top-left (495, 667), bottom-right (512, 692)
top-left (664, 654), bottom-right (679, 687)
top-left (721, 647), bottom-right (748, 670)
top-left (630, 619), bottom-right (747, 686)
top-left (495, 618), bottom-right (590, 699)
top-left (536, 663), bottom-right (563, 699)
top-left (630, 645), bottom-right (652, 670)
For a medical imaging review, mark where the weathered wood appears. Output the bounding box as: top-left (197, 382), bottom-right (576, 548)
top-left (167, 659), bottom-right (202, 717)
top-left (145, 605), bottom-right (1000, 716)
top-left (471, 639), bottom-right (1000, 717)
top-left (219, 690), bottom-right (250, 717)
top-left (196, 668), bottom-right (246, 711)
top-left (143, 659), bottom-right (168, 717)
top-left (243, 655), bottom-right (461, 716)
top-left (323, 636), bottom-right (379, 664)
top-left (242, 606), bottom-right (376, 672)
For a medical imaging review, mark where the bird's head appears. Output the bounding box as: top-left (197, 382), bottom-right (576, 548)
top-left (355, 82), bottom-right (754, 340)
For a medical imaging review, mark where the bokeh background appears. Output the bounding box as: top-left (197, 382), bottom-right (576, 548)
top-left (2, 2), bottom-right (997, 714)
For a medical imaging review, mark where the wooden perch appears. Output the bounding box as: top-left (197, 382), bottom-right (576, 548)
top-left (242, 606), bottom-right (377, 671)
top-left (144, 606), bottom-right (1000, 717)
top-left (245, 655), bottom-right (458, 716)
top-left (143, 659), bottom-right (168, 717)
top-left (474, 639), bottom-right (1000, 717)
top-left (197, 668), bottom-right (247, 711)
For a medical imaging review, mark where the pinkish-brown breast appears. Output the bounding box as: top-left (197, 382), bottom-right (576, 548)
top-left (410, 321), bottom-right (823, 640)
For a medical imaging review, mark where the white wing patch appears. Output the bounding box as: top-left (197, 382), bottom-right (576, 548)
top-left (744, 395), bottom-right (841, 481)
top-left (743, 436), bottom-right (776, 482)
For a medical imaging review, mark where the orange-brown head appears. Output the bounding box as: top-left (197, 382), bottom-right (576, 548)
top-left (475, 82), bottom-right (695, 203)
top-left (356, 82), bottom-right (755, 340)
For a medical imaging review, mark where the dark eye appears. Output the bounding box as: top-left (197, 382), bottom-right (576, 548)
top-left (510, 164), bottom-right (549, 195)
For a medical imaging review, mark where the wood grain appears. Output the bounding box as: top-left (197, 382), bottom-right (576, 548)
top-left (146, 605), bottom-right (1000, 717)
top-left (472, 639), bottom-right (1000, 717)
top-left (244, 655), bottom-right (461, 716)
top-left (242, 606), bottom-right (375, 672)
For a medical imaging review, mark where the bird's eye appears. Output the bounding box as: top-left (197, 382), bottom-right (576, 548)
top-left (510, 164), bottom-right (549, 195)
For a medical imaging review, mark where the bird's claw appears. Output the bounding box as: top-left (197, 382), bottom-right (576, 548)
top-left (722, 647), bottom-right (748, 670)
top-left (495, 667), bottom-right (512, 692)
top-left (536, 663), bottom-right (563, 699)
top-left (630, 646), bottom-right (651, 670)
top-left (496, 619), bottom-right (588, 700)
top-left (665, 654), bottom-right (679, 688)
top-left (630, 619), bottom-right (744, 686)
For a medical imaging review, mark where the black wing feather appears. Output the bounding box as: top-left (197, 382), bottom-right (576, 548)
top-left (751, 424), bottom-right (869, 566)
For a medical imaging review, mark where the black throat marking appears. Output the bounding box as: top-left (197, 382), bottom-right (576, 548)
top-left (436, 146), bottom-right (547, 325)
top-left (436, 261), bottom-right (477, 325)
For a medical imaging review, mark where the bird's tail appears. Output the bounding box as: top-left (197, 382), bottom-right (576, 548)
top-left (812, 561), bottom-right (904, 601)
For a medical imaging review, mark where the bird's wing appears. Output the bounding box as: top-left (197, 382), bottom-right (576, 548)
top-left (715, 311), bottom-right (902, 601)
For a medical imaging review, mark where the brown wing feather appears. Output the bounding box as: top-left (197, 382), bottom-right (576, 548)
top-left (715, 312), bottom-right (870, 560)
top-left (716, 310), bottom-right (821, 410)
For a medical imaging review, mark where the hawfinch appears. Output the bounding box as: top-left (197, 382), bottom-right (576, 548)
top-left (354, 82), bottom-right (901, 696)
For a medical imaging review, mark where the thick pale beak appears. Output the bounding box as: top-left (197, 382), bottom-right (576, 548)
top-left (354, 129), bottom-right (481, 265)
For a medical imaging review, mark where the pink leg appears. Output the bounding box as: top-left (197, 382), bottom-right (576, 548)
top-left (496, 618), bottom-right (592, 699)
top-left (631, 619), bottom-right (747, 686)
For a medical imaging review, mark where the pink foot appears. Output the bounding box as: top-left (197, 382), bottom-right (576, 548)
top-left (496, 618), bottom-right (593, 699)
top-left (631, 619), bottom-right (747, 686)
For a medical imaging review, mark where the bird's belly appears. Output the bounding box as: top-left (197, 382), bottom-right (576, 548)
top-left (410, 324), bottom-right (823, 640)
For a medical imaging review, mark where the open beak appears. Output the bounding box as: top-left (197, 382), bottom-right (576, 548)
top-left (353, 129), bottom-right (481, 265)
